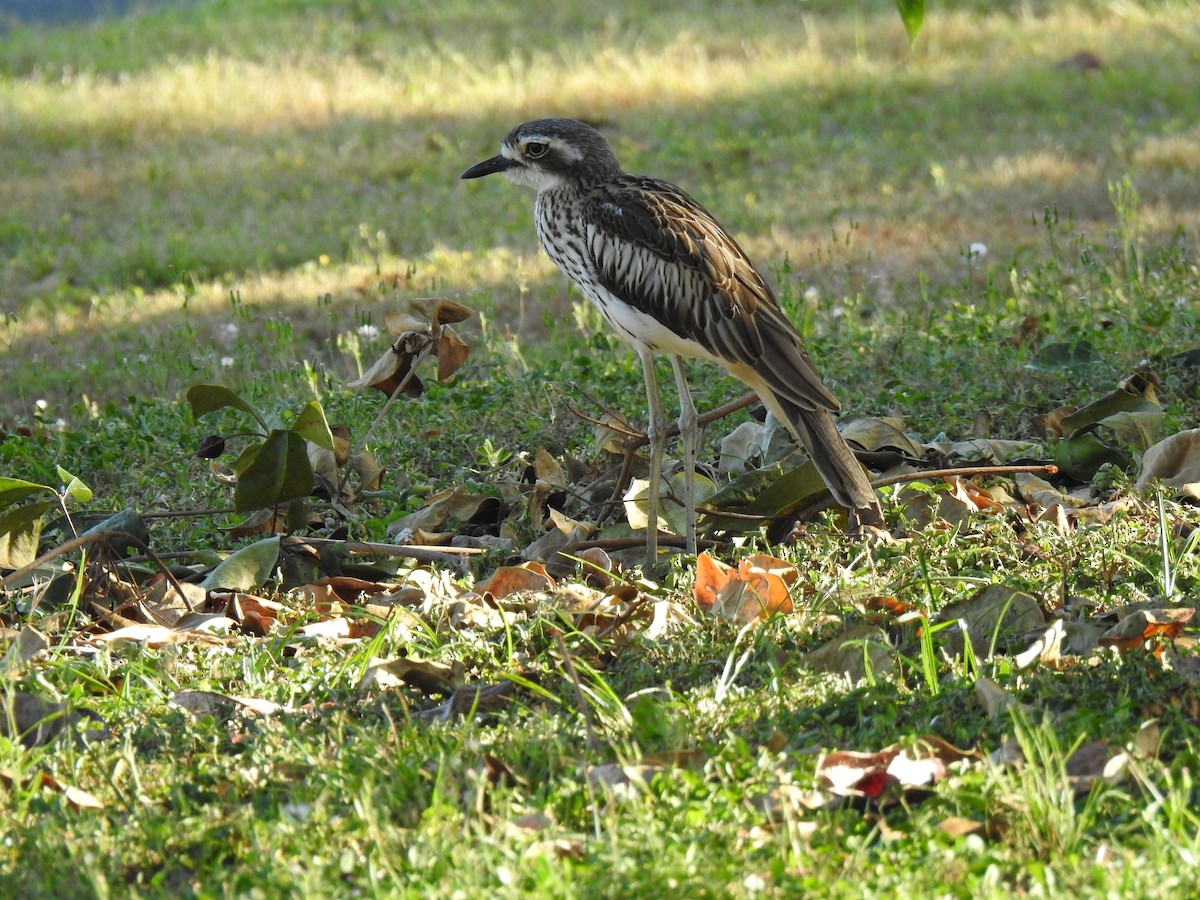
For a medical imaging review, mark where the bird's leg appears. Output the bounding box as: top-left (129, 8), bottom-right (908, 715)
top-left (638, 347), bottom-right (665, 572)
top-left (670, 356), bottom-right (699, 557)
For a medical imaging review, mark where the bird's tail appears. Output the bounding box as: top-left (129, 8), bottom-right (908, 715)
top-left (775, 399), bottom-right (884, 531)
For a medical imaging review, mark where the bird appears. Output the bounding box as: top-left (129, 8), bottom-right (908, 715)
top-left (461, 117), bottom-right (883, 568)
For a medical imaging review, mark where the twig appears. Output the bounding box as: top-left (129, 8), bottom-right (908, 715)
top-left (0, 530), bottom-right (196, 612)
top-left (295, 536), bottom-right (484, 565)
top-left (790, 463), bottom-right (1062, 524)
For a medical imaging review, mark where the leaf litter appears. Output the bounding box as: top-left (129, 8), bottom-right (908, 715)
top-left (1, 306), bottom-right (1198, 845)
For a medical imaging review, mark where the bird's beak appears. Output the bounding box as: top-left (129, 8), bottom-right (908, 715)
top-left (461, 154), bottom-right (521, 179)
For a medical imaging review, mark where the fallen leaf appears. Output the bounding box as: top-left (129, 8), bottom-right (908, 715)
top-left (937, 584), bottom-right (1046, 658)
top-left (0, 625), bottom-right (48, 672)
top-left (694, 552), bottom-right (796, 625)
top-left (1137, 429), bottom-right (1200, 500)
top-left (476, 562), bottom-right (555, 600)
top-left (0, 770), bottom-right (107, 810)
top-left (171, 690), bottom-right (290, 718)
top-left (1098, 608), bottom-right (1194, 652)
top-left (800, 622), bottom-right (893, 680)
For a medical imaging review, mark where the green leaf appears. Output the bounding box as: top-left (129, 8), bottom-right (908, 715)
top-left (233, 429), bottom-right (314, 512)
top-left (701, 451), bottom-right (829, 536)
top-left (0, 499), bottom-right (55, 570)
top-left (55, 466), bottom-right (93, 503)
top-left (1061, 387), bottom-right (1158, 438)
top-left (81, 509), bottom-right (150, 556)
top-left (0, 477), bottom-right (54, 513)
top-left (185, 383), bottom-right (268, 430)
top-left (1051, 433), bottom-right (1131, 482)
top-left (1025, 341), bottom-right (1101, 372)
top-left (290, 400), bottom-right (334, 450)
top-left (894, 0), bottom-right (924, 43)
top-left (199, 536), bottom-right (281, 591)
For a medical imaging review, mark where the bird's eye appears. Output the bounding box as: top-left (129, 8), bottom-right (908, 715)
top-left (524, 141), bottom-right (549, 159)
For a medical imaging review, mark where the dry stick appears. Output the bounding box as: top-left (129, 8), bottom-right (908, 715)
top-left (297, 536), bottom-right (484, 566)
top-left (594, 592), bottom-right (656, 641)
top-left (787, 463), bottom-right (1062, 525)
top-left (556, 389), bottom-right (761, 516)
top-left (555, 463), bottom-right (1062, 555)
top-left (553, 631), bottom-right (601, 753)
top-left (0, 530), bottom-right (197, 612)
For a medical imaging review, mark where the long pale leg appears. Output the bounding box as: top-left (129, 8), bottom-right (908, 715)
top-left (638, 347), bottom-right (665, 571)
top-left (670, 356), bottom-right (699, 557)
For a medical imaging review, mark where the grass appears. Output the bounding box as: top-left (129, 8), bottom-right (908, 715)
top-left (2, 0), bottom-right (1200, 896)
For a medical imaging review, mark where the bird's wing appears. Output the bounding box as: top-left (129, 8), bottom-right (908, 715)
top-left (584, 175), bottom-right (840, 413)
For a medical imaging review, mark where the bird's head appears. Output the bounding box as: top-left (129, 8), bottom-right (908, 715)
top-left (461, 118), bottom-right (622, 191)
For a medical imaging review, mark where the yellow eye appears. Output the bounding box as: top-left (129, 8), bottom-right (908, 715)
top-left (525, 141), bottom-right (549, 159)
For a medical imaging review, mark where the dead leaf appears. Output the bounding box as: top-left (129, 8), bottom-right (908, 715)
top-left (1066, 739), bottom-right (1128, 794)
top-left (800, 622), bottom-right (893, 681)
top-left (358, 656), bottom-right (462, 695)
top-left (92, 623), bottom-right (228, 648)
top-left (1137, 429), bottom-right (1200, 500)
top-left (1013, 619), bottom-right (1067, 668)
top-left (533, 447), bottom-right (567, 487)
top-left (0, 770), bottom-right (106, 810)
top-left (476, 562), bottom-right (555, 600)
top-left (937, 584), bottom-right (1046, 658)
top-left (1, 626), bottom-right (48, 672)
top-left (974, 676), bottom-right (1031, 718)
top-left (436, 325), bottom-right (470, 383)
top-left (171, 690), bottom-right (290, 718)
top-left (0, 693), bottom-right (109, 748)
top-left (1098, 608), bottom-right (1194, 652)
top-left (694, 552), bottom-right (796, 625)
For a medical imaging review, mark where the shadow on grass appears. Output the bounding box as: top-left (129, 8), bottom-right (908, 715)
top-left (1, 2), bottom-right (1197, 414)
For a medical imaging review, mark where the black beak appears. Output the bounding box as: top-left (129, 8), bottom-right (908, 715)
top-left (461, 154), bottom-right (521, 179)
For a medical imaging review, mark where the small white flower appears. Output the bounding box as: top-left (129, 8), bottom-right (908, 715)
top-left (222, 322), bottom-right (239, 336)
top-left (357, 324), bottom-right (380, 339)
top-left (802, 285), bottom-right (820, 302)
top-left (220, 356), bottom-right (236, 368)
top-left (968, 242), bottom-right (988, 260)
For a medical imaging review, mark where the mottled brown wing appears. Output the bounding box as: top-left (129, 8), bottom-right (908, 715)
top-left (583, 175), bottom-right (840, 413)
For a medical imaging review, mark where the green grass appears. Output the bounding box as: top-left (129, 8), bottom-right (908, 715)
top-left (3, 1), bottom-right (1200, 896)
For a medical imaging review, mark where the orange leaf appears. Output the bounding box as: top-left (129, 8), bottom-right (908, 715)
top-left (1098, 608), bottom-right (1194, 652)
top-left (694, 552), bottom-right (735, 613)
top-left (693, 552), bottom-right (795, 625)
top-left (476, 562), bottom-right (555, 600)
top-left (436, 325), bottom-right (470, 383)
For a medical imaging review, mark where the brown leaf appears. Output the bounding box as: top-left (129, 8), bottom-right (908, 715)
top-left (1098, 607), bottom-right (1194, 652)
top-left (435, 325), bottom-right (470, 383)
top-left (359, 656), bottom-right (462, 695)
top-left (0, 694), bottom-right (108, 748)
top-left (1137, 429), bottom-right (1200, 500)
top-left (937, 584), bottom-right (1046, 658)
top-left (350, 451), bottom-right (385, 491)
top-left (693, 552), bottom-right (795, 625)
top-left (5, 771), bottom-right (107, 810)
top-left (1066, 739), bottom-right (1128, 794)
top-left (346, 333), bottom-right (429, 397)
top-left (476, 562), bottom-right (555, 600)
top-left (0, 625), bottom-right (48, 672)
top-left (412, 297), bottom-right (474, 331)
top-left (576, 546), bottom-right (615, 588)
top-left (937, 816), bottom-right (986, 838)
top-left (800, 622), bottom-right (893, 680)
top-left (171, 690), bottom-right (289, 718)
top-left (1037, 404), bottom-right (1079, 440)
